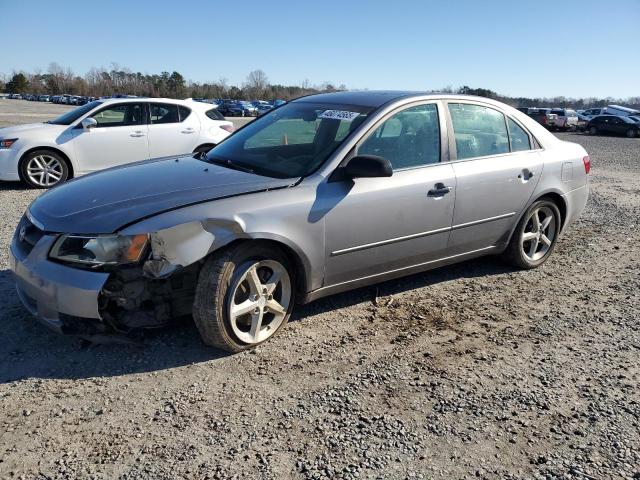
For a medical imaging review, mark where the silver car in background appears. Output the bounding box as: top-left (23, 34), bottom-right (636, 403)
top-left (10, 91), bottom-right (589, 351)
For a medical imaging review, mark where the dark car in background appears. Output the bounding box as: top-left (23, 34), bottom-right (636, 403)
top-left (517, 108), bottom-right (558, 129)
top-left (587, 115), bottom-right (639, 137)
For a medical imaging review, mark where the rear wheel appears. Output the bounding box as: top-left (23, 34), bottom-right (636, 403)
top-left (193, 242), bottom-right (295, 352)
top-left (20, 150), bottom-right (69, 188)
top-left (626, 128), bottom-right (637, 138)
top-left (502, 199), bottom-right (561, 269)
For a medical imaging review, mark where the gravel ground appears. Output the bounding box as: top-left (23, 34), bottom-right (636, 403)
top-left (0, 101), bottom-right (639, 479)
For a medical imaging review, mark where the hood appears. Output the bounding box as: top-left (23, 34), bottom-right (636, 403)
top-left (0, 122), bottom-right (66, 137)
top-left (28, 155), bottom-right (298, 234)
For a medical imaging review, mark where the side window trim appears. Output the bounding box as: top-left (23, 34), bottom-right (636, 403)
top-left (352, 100), bottom-right (448, 170)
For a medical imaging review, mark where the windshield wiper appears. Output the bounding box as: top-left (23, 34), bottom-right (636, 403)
top-left (205, 156), bottom-right (255, 174)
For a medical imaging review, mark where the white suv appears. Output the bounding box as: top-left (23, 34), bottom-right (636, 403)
top-left (0, 98), bottom-right (234, 188)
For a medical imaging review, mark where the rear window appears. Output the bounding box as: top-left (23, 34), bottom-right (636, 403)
top-left (206, 108), bottom-right (225, 121)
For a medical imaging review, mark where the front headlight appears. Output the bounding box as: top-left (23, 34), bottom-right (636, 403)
top-left (49, 234), bottom-right (149, 267)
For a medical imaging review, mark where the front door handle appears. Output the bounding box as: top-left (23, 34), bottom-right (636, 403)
top-left (428, 183), bottom-right (452, 197)
top-left (130, 131), bottom-right (146, 137)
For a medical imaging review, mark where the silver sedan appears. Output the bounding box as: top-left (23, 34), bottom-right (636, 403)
top-left (10, 91), bottom-right (589, 351)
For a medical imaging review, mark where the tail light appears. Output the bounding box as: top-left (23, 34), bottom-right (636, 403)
top-left (541, 116), bottom-right (547, 125)
top-left (582, 155), bottom-right (591, 174)
top-left (220, 124), bottom-right (235, 133)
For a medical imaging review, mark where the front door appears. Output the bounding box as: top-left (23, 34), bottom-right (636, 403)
top-left (445, 102), bottom-right (543, 254)
top-left (323, 102), bottom-right (456, 287)
top-left (71, 102), bottom-right (148, 173)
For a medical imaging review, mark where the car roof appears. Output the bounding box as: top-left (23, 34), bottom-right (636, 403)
top-left (98, 97), bottom-right (216, 111)
top-left (293, 90), bottom-right (527, 111)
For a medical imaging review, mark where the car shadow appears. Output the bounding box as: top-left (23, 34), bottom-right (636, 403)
top-left (0, 256), bottom-right (514, 382)
top-left (0, 181), bottom-right (32, 192)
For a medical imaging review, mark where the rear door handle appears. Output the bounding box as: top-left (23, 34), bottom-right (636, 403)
top-left (130, 131), bottom-right (145, 137)
top-left (518, 169), bottom-right (535, 180)
top-left (181, 128), bottom-right (195, 134)
top-left (428, 183), bottom-right (452, 197)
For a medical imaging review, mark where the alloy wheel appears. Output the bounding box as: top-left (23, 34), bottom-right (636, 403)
top-left (228, 260), bottom-right (291, 345)
top-left (26, 154), bottom-right (64, 187)
top-left (521, 206), bottom-right (557, 262)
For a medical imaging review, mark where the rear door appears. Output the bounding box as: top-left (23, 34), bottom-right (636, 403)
top-left (71, 102), bottom-right (149, 173)
top-left (147, 102), bottom-right (201, 158)
top-left (445, 102), bottom-right (543, 254)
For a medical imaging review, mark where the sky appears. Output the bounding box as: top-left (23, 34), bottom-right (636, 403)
top-left (1, 0), bottom-right (638, 98)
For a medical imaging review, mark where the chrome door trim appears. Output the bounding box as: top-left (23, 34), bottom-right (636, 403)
top-left (330, 212), bottom-right (515, 256)
top-left (451, 212), bottom-right (516, 230)
top-left (331, 225), bottom-right (452, 256)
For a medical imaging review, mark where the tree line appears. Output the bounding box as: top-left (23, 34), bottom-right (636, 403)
top-left (1, 64), bottom-right (638, 109)
top-left (1, 63), bottom-right (345, 101)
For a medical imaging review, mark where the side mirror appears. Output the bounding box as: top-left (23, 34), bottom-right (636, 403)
top-left (343, 155), bottom-right (393, 179)
top-left (81, 117), bottom-right (97, 130)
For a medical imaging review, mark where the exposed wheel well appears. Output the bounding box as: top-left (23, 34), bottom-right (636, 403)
top-left (536, 192), bottom-right (567, 228)
top-left (19, 147), bottom-right (74, 179)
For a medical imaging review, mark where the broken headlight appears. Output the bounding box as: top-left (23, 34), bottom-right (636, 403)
top-left (49, 234), bottom-right (149, 267)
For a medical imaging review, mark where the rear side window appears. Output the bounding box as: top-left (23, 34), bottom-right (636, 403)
top-left (150, 103), bottom-right (179, 124)
top-left (178, 106), bottom-right (191, 122)
top-left (206, 108), bottom-right (225, 121)
top-left (448, 103), bottom-right (509, 159)
top-left (507, 118), bottom-right (531, 152)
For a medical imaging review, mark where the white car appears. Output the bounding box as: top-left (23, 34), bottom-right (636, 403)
top-left (0, 98), bottom-right (235, 188)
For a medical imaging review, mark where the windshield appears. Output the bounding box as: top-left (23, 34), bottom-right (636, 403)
top-left (205, 102), bottom-right (373, 178)
top-left (48, 101), bottom-right (102, 125)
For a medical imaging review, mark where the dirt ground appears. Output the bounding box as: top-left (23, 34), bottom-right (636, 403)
top-left (0, 99), bottom-right (638, 479)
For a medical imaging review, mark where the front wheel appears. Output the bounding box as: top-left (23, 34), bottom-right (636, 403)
top-left (20, 150), bottom-right (69, 188)
top-left (193, 242), bottom-right (295, 352)
top-left (502, 200), bottom-right (561, 269)
top-left (626, 128), bottom-right (637, 138)
top-left (589, 126), bottom-right (597, 135)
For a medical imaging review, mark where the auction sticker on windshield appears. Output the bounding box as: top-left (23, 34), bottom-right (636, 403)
top-left (319, 110), bottom-right (361, 121)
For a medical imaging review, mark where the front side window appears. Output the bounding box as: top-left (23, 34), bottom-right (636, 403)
top-left (91, 103), bottom-right (143, 128)
top-left (507, 118), bottom-right (531, 152)
top-left (206, 102), bottom-right (373, 178)
top-left (448, 103), bottom-right (509, 159)
top-left (357, 104), bottom-right (440, 169)
top-left (150, 103), bottom-right (179, 124)
top-left (48, 101), bottom-right (102, 125)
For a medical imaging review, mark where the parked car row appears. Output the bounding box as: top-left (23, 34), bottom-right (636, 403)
top-left (193, 98), bottom-right (287, 116)
top-left (517, 107), bottom-right (578, 131)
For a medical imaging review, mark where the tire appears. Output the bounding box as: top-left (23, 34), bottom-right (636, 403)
top-left (20, 150), bottom-right (70, 189)
top-left (589, 126), bottom-right (597, 135)
top-left (626, 128), bottom-right (637, 138)
top-left (193, 242), bottom-right (296, 352)
top-left (502, 199), bottom-right (562, 270)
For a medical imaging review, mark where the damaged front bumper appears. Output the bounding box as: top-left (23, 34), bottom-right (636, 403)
top-left (10, 222), bottom-right (201, 338)
top-left (10, 234), bottom-right (110, 334)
